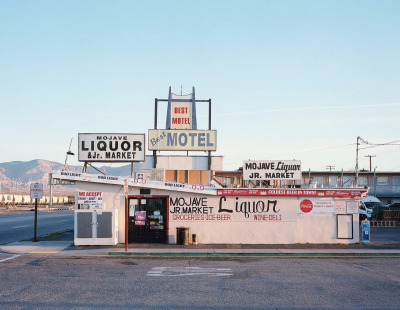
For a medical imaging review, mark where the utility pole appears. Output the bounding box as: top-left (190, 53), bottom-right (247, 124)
top-left (355, 136), bottom-right (368, 186)
top-left (364, 155), bottom-right (376, 171)
top-left (326, 165), bottom-right (335, 171)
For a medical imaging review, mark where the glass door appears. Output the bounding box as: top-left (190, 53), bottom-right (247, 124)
top-left (128, 197), bottom-right (167, 243)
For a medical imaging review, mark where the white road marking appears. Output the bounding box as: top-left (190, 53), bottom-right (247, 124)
top-left (11, 225), bottom-right (29, 229)
top-left (147, 267), bottom-right (233, 277)
top-left (0, 254), bottom-right (20, 263)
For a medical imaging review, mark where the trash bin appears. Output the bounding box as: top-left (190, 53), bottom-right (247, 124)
top-left (176, 227), bottom-right (190, 245)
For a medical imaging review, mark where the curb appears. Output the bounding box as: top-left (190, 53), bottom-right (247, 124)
top-left (108, 252), bottom-right (400, 258)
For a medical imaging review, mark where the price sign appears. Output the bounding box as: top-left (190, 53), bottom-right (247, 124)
top-left (30, 183), bottom-right (43, 199)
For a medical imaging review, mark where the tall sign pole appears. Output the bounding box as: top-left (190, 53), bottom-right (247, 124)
top-left (124, 180), bottom-right (129, 252)
top-left (30, 183), bottom-right (43, 242)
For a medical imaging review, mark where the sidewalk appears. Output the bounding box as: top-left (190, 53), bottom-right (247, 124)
top-left (1, 227), bottom-right (400, 258)
top-left (1, 240), bottom-right (400, 258)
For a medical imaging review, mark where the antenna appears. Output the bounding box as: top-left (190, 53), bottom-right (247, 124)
top-left (63, 137), bottom-right (75, 171)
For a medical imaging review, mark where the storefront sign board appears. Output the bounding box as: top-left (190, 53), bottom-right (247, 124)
top-left (77, 191), bottom-right (104, 210)
top-left (148, 129), bottom-right (217, 151)
top-left (78, 133), bottom-right (145, 162)
top-left (243, 160), bottom-right (302, 180)
top-left (169, 196), bottom-right (298, 222)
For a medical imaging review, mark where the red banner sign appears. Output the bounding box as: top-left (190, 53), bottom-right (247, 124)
top-left (216, 188), bottom-right (368, 198)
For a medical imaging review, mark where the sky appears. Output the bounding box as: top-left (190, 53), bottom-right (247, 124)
top-left (1, 0), bottom-right (399, 172)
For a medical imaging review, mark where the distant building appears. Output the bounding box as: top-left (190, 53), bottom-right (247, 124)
top-left (213, 169), bottom-right (400, 205)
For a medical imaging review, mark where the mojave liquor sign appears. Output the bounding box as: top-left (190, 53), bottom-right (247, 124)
top-left (78, 133), bottom-right (145, 162)
top-left (243, 160), bottom-right (302, 180)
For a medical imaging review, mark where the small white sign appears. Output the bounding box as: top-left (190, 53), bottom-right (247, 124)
top-left (346, 201), bottom-right (359, 214)
top-left (77, 191), bottom-right (104, 210)
top-left (30, 183), bottom-right (43, 199)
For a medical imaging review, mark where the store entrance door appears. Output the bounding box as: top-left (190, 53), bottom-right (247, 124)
top-left (128, 197), bottom-right (167, 243)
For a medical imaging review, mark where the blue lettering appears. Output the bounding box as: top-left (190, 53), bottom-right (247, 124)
top-left (167, 133), bottom-right (177, 146)
top-left (207, 133), bottom-right (214, 146)
top-left (198, 133), bottom-right (205, 146)
top-left (179, 133), bottom-right (187, 146)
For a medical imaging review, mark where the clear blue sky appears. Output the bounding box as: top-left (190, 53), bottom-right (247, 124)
top-left (1, 0), bottom-right (399, 171)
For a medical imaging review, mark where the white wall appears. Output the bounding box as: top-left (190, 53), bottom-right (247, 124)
top-left (156, 156), bottom-right (223, 171)
top-left (75, 181), bottom-right (360, 244)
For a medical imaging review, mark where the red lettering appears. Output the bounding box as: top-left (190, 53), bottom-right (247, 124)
top-left (172, 117), bottom-right (190, 124)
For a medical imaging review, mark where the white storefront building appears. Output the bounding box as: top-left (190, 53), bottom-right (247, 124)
top-left (53, 171), bottom-right (367, 245)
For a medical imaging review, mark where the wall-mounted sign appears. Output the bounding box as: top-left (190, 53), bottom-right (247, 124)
top-left (243, 160), bottom-right (301, 180)
top-left (77, 191), bottom-right (104, 210)
top-left (148, 129), bottom-right (217, 151)
top-left (169, 196), bottom-right (298, 222)
top-left (298, 198), bottom-right (335, 215)
top-left (346, 201), bottom-right (359, 214)
top-left (78, 133), bottom-right (145, 162)
top-left (217, 188), bottom-right (367, 198)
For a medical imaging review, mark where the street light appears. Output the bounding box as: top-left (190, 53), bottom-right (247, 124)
top-left (63, 138), bottom-right (75, 171)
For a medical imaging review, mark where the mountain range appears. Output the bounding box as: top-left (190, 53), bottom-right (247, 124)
top-left (0, 159), bottom-right (152, 194)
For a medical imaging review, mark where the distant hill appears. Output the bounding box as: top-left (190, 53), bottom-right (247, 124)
top-left (0, 158), bottom-right (154, 194)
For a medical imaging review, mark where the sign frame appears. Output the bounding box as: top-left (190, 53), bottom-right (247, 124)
top-left (30, 183), bottom-right (43, 199)
top-left (148, 129), bottom-right (217, 151)
top-left (78, 133), bottom-right (145, 163)
top-left (243, 160), bottom-right (302, 181)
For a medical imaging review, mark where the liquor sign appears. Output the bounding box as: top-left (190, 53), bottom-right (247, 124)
top-left (148, 129), bottom-right (217, 151)
top-left (78, 133), bottom-right (145, 162)
top-left (243, 160), bottom-right (302, 180)
top-left (169, 196), bottom-right (298, 222)
top-left (30, 183), bottom-right (43, 199)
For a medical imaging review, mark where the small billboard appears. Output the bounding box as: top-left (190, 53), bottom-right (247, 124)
top-left (78, 133), bottom-right (145, 162)
top-left (243, 160), bottom-right (301, 181)
top-left (148, 129), bottom-right (217, 151)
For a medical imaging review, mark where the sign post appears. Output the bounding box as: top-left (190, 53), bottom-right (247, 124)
top-left (30, 183), bottom-right (43, 242)
top-left (124, 180), bottom-right (128, 252)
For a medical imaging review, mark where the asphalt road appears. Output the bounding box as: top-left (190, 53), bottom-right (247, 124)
top-left (0, 210), bottom-right (74, 244)
top-left (0, 256), bottom-right (399, 309)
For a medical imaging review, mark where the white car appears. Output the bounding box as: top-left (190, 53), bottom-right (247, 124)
top-left (359, 202), bottom-right (372, 221)
top-left (360, 196), bottom-right (388, 220)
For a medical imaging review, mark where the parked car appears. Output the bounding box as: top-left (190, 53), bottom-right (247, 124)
top-left (361, 196), bottom-right (389, 220)
top-left (359, 202), bottom-right (372, 221)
